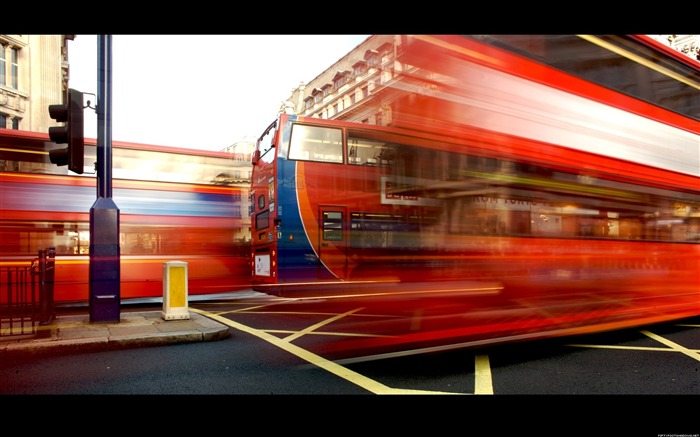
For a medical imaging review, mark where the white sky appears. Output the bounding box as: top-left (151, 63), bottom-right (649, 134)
top-left (68, 35), bottom-right (370, 151)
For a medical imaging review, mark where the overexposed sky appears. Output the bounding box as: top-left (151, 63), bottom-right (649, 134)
top-left (68, 35), bottom-right (370, 151)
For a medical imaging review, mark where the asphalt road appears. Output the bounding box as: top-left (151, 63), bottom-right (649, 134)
top-left (2, 300), bottom-right (699, 434)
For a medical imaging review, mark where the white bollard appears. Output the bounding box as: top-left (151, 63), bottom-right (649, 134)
top-left (162, 261), bottom-right (190, 320)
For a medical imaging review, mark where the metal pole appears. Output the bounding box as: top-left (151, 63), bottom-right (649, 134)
top-left (89, 35), bottom-right (120, 322)
top-left (97, 36), bottom-right (112, 199)
top-left (38, 249), bottom-right (48, 325)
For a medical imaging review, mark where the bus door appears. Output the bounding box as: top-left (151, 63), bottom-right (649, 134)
top-left (319, 206), bottom-right (348, 280)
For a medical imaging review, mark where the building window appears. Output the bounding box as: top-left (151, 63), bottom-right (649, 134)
top-left (366, 50), bottom-right (379, 67)
top-left (333, 70), bottom-right (351, 91)
top-left (0, 45), bottom-right (5, 86)
top-left (353, 61), bottom-right (367, 76)
top-left (11, 117), bottom-right (18, 129)
top-left (377, 42), bottom-right (393, 59)
top-left (311, 87), bottom-right (323, 104)
top-left (322, 84), bottom-right (332, 97)
top-left (0, 114), bottom-right (6, 129)
top-left (361, 86), bottom-right (369, 99)
top-left (11, 47), bottom-right (18, 89)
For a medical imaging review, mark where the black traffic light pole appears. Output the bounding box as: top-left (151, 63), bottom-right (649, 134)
top-left (89, 34), bottom-right (120, 323)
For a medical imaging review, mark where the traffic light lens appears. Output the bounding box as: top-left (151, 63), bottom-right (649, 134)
top-left (48, 125), bottom-right (69, 144)
top-left (48, 147), bottom-right (69, 166)
top-left (48, 104), bottom-right (68, 122)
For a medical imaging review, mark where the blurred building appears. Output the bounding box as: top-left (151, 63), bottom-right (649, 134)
top-left (282, 34), bottom-right (700, 130)
top-left (222, 135), bottom-right (256, 161)
top-left (281, 35), bottom-right (401, 126)
top-left (647, 35), bottom-right (700, 60)
top-left (220, 135), bottom-right (255, 184)
top-left (0, 35), bottom-right (71, 132)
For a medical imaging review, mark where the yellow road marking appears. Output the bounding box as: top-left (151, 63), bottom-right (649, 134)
top-left (641, 330), bottom-right (700, 362)
top-left (474, 355), bottom-right (494, 395)
top-left (282, 308), bottom-right (364, 343)
top-left (568, 329), bottom-right (700, 361)
top-left (190, 307), bottom-right (468, 395)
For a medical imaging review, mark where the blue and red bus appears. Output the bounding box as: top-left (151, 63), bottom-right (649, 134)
top-left (0, 129), bottom-right (252, 304)
top-left (248, 35), bottom-right (700, 346)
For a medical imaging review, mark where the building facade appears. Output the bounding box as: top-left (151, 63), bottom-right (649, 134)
top-left (647, 35), bottom-right (700, 60)
top-left (283, 35), bottom-right (700, 131)
top-left (281, 35), bottom-right (403, 126)
top-left (0, 34), bottom-right (71, 132)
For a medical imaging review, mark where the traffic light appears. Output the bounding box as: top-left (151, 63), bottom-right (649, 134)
top-left (48, 88), bottom-right (84, 174)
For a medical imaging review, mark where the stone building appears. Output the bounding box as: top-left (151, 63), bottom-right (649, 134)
top-left (281, 35), bottom-right (401, 126)
top-left (647, 35), bottom-right (700, 60)
top-left (283, 35), bottom-right (700, 131)
top-left (0, 35), bottom-right (71, 131)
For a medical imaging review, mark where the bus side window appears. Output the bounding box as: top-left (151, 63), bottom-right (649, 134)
top-left (289, 125), bottom-right (342, 162)
top-left (256, 120), bottom-right (277, 164)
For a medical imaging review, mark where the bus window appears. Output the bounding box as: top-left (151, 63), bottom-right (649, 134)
top-left (323, 211), bottom-right (343, 241)
top-left (256, 210), bottom-right (270, 231)
top-left (256, 120), bottom-right (277, 164)
top-left (348, 137), bottom-right (395, 166)
top-left (289, 124), bottom-right (343, 163)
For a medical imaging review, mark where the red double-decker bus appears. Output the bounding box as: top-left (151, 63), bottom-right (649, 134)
top-left (248, 35), bottom-right (700, 348)
top-left (0, 130), bottom-right (252, 304)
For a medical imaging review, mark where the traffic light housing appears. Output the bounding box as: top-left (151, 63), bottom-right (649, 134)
top-left (48, 88), bottom-right (84, 174)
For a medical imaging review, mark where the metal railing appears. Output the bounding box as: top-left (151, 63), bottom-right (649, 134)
top-left (0, 247), bottom-right (55, 338)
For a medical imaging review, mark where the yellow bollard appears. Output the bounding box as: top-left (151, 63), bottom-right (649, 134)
top-left (162, 261), bottom-right (190, 320)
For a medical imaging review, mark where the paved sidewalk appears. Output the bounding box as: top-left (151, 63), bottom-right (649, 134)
top-left (0, 309), bottom-right (230, 357)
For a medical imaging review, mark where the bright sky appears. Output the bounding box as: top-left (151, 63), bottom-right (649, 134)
top-left (68, 35), bottom-right (370, 151)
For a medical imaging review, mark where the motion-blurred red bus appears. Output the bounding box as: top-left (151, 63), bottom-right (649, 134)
top-left (0, 130), bottom-right (252, 304)
top-left (248, 35), bottom-right (700, 348)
